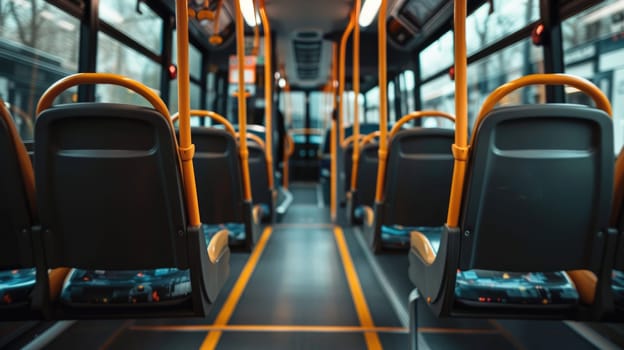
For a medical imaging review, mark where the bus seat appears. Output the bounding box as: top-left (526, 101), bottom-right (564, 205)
top-left (36, 102), bottom-right (229, 318)
top-left (409, 104), bottom-right (615, 320)
top-left (569, 146), bottom-right (624, 310)
top-left (192, 127), bottom-right (260, 250)
top-left (363, 127), bottom-right (454, 252)
top-left (248, 137), bottom-right (274, 223)
top-left (0, 104), bottom-right (69, 319)
top-left (234, 124), bottom-right (275, 223)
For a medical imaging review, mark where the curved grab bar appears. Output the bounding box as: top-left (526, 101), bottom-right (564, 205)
top-left (473, 73), bottom-right (612, 144)
top-left (171, 110), bottom-right (236, 137)
top-left (389, 111), bottom-right (455, 139)
top-left (37, 73), bottom-right (170, 123)
top-left (236, 132), bottom-right (266, 151)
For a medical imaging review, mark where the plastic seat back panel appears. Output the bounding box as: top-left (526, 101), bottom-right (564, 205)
top-left (383, 129), bottom-right (454, 227)
top-left (36, 104), bottom-right (188, 270)
top-left (459, 105), bottom-right (613, 272)
top-left (0, 113), bottom-right (34, 269)
top-left (192, 128), bottom-right (244, 224)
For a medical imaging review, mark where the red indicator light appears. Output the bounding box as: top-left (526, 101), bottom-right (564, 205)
top-left (168, 64), bottom-right (177, 80)
top-left (152, 291), bottom-right (160, 302)
top-left (532, 23), bottom-right (545, 46)
top-left (449, 66), bottom-right (455, 81)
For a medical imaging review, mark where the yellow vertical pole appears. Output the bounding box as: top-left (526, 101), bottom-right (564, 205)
top-left (446, 0), bottom-right (468, 227)
top-left (338, 13), bottom-right (355, 144)
top-left (330, 43), bottom-right (338, 221)
top-left (235, 0), bottom-right (253, 201)
top-left (175, 0), bottom-right (201, 226)
top-left (349, 0), bottom-right (361, 192)
top-left (374, 0), bottom-right (388, 202)
top-left (258, 0), bottom-right (274, 190)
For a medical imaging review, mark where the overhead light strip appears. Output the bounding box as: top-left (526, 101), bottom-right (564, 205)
top-left (359, 0), bottom-right (382, 27)
top-left (239, 0), bottom-right (257, 27)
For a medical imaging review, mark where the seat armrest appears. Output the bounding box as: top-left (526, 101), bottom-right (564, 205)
top-left (410, 231), bottom-right (437, 265)
top-left (363, 205), bottom-right (374, 227)
top-left (567, 270), bottom-right (597, 305)
top-left (207, 230), bottom-right (229, 264)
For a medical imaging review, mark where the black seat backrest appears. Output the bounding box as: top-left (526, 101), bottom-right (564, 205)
top-left (355, 143), bottom-right (379, 208)
top-left (248, 142), bottom-right (271, 205)
top-left (0, 108), bottom-right (35, 269)
top-left (192, 128), bottom-right (244, 224)
top-left (459, 104), bottom-right (613, 272)
top-left (612, 148), bottom-right (624, 271)
top-left (382, 128), bottom-right (454, 226)
top-left (36, 103), bottom-right (189, 270)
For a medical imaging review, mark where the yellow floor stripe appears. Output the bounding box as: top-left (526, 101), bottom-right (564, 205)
top-left (131, 324), bottom-right (500, 335)
top-left (131, 324), bottom-right (408, 334)
top-left (333, 226), bottom-right (383, 350)
top-left (199, 226), bottom-right (273, 350)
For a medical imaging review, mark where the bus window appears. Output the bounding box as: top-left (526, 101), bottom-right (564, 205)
top-left (280, 91), bottom-right (305, 129)
top-left (99, 0), bottom-right (162, 53)
top-left (466, 38), bottom-right (544, 128)
top-left (365, 86), bottom-right (379, 124)
top-left (310, 91), bottom-right (332, 130)
top-left (388, 81), bottom-right (396, 123)
top-left (421, 74), bottom-right (455, 129)
top-left (420, 31), bottom-right (453, 81)
top-left (340, 91), bottom-right (364, 127)
top-left (563, 0), bottom-right (624, 154)
top-left (169, 31), bottom-right (203, 113)
top-left (466, 0), bottom-right (539, 56)
top-left (0, 0), bottom-right (79, 140)
top-left (96, 32), bottom-right (160, 107)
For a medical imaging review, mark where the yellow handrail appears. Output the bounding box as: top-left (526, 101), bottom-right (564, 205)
top-left (338, 12), bottom-right (355, 144)
top-left (350, 0), bottom-right (361, 192)
top-left (258, 0), bottom-right (274, 190)
top-left (389, 111), bottom-right (455, 139)
top-left (235, 0), bottom-right (253, 201)
top-left (236, 132), bottom-right (266, 151)
top-left (445, 0), bottom-right (468, 227)
top-left (341, 134), bottom-right (365, 149)
top-left (474, 74), bottom-right (613, 144)
top-left (374, 0), bottom-right (388, 202)
top-left (171, 110), bottom-right (237, 137)
top-left (330, 43), bottom-right (338, 221)
top-left (37, 73), bottom-right (169, 121)
top-left (360, 130), bottom-right (383, 147)
top-left (209, 0), bottom-right (224, 45)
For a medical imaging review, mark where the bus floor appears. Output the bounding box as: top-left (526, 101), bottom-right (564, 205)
top-left (6, 183), bottom-right (615, 349)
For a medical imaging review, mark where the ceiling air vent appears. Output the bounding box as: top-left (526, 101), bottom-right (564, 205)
top-left (292, 30), bottom-right (323, 81)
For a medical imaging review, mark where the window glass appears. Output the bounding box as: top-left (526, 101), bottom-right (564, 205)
top-left (96, 32), bottom-right (160, 107)
top-left (279, 91), bottom-right (305, 129)
top-left (403, 70), bottom-right (416, 112)
top-left (466, 0), bottom-right (539, 55)
top-left (171, 30), bottom-right (203, 78)
top-left (563, 0), bottom-right (624, 154)
top-left (341, 91), bottom-right (364, 127)
top-left (420, 31), bottom-right (453, 81)
top-left (388, 81), bottom-right (396, 123)
top-left (0, 1), bottom-right (79, 140)
top-left (420, 74), bottom-right (455, 129)
top-left (422, 38), bottom-right (543, 130)
top-left (365, 86), bottom-right (379, 123)
top-left (99, 0), bottom-right (162, 53)
top-left (310, 91), bottom-right (332, 130)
